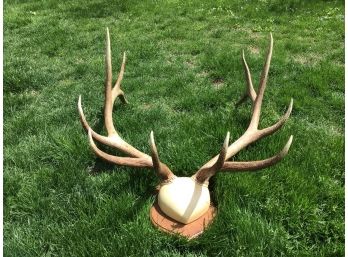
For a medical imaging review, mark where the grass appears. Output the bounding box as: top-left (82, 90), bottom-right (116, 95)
top-left (4, 0), bottom-right (344, 256)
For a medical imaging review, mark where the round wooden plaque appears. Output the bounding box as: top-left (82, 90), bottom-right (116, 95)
top-left (150, 201), bottom-right (216, 239)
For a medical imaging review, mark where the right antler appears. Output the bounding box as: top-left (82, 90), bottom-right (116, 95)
top-left (78, 28), bottom-right (174, 181)
top-left (194, 33), bottom-right (293, 183)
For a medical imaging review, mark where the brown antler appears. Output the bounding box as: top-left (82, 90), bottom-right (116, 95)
top-left (78, 28), bottom-right (174, 181)
top-left (194, 33), bottom-right (293, 183)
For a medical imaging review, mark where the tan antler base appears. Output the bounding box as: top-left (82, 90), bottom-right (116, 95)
top-left (150, 201), bottom-right (216, 239)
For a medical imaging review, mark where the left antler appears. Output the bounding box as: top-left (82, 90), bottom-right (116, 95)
top-left (194, 33), bottom-right (293, 183)
top-left (78, 28), bottom-right (175, 181)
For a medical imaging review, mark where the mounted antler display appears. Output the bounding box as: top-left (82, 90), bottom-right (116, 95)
top-left (78, 29), bottom-right (293, 239)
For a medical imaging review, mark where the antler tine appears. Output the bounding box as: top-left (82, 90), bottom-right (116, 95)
top-left (149, 131), bottom-right (176, 181)
top-left (249, 32), bottom-right (273, 130)
top-left (194, 33), bottom-right (293, 184)
top-left (236, 50), bottom-right (257, 106)
top-left (149, 131), bottom-right (161, 171)
top-left (258, 98), bottom-right (293, 137)
top-left (221, 135), bottom-right (293, 171)
top-left (195, 132), bottom-right (230, 182)
top-left (112, 52), bottom-right (128, 104)
top-left (104, 27), bottom-right (120, 137)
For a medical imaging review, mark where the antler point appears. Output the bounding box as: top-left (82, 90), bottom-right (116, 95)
top-left (282, 135), bottom-right (293, 155)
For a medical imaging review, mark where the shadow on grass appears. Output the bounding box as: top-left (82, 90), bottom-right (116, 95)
top-left (89, 158), bottom-right (158, 224)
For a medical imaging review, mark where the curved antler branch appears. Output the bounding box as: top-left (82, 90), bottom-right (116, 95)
top-left (112, 52), bottom-right (128, 104)
top-left (221, 135), bottom-right (293, 171)
top-left (258, 98), bottom-right (293, 137)
top-left (149, 131), bottom-right (175, 180)
top-left (88, 129), bottom-right (151, 167)
top-left (104, 27), bottom-right (116, 136)
top-left (194, 132), bottom-right (230, 182)
top-left (236, 50), bottom-right (257, 106)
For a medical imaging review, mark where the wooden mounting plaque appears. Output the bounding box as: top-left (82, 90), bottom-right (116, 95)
top-left (150, 201), bottom-right (216, 239)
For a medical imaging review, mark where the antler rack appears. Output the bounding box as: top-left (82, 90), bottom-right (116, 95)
top-left (78, 30), bottom-right (293, 186)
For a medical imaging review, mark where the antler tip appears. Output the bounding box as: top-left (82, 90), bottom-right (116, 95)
top-left (224, 131), bottom-right (230, 147)
top-left (105, 28), bottom-right (111, 49)
top-left (288, 134), bottom-right (293, 144)
top-left (77, 95), bottom-right (84, 115)
top-left (281, 135), bottom-right (293, 156)
top-left (149, 130), bottom-right (161, 173)
top-left (77, 95), bottom-right (83, 112)
top-left (287, 98), bottom-right (294, 117)
top-left (149, 131), bottom-right (156, 148)
top-left (106, 28), bottom-right (110, 40)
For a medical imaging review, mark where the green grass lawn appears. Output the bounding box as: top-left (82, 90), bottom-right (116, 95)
top-left (4, 0), bottom-right (344, 256)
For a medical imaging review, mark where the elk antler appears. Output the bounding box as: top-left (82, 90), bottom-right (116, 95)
top-left (78, 28), bottom-right (174, 181)
top-left (194, 33), bottom-right (293, 183)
